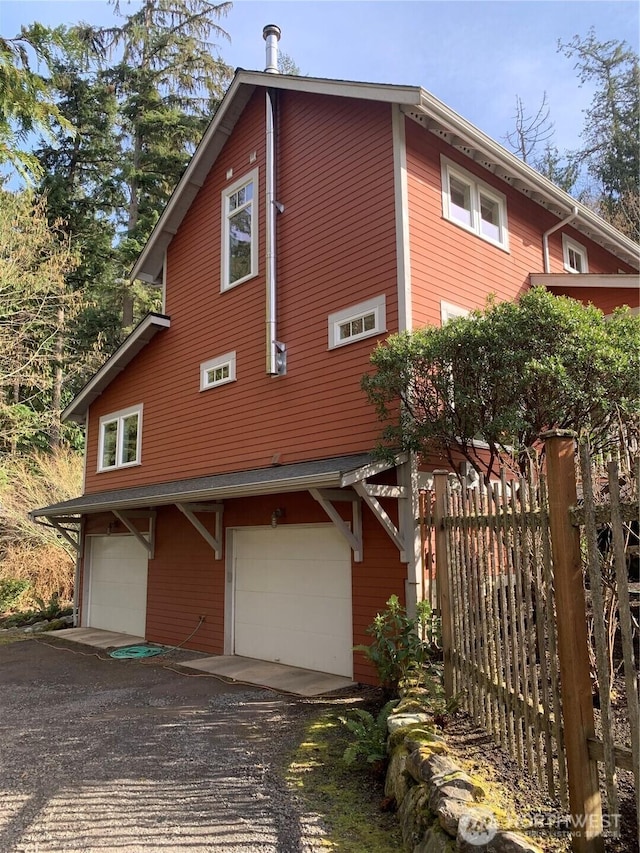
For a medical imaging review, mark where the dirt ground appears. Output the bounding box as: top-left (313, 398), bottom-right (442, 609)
top-left (1, 633), bottom-right (635, 852)
top-left (0, 634), bottom-right (350, 852)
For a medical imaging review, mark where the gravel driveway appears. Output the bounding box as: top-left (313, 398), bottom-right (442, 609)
top-left (0, 636), bottom-right (335, 852)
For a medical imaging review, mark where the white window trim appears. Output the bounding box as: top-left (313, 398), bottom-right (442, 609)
top-left (441, 301), bottom-right (470, 325)
top-left (200, 351), bottom-right (237, 391)
top-left (221, 168), bottom-right (259, 292)
top-left (328, 295), bottom-right (386, 349)
top-left (441, 156), bottom-right (509, 251)
top-left (562, 234), bottom-right (589, 274)
top-left (98, 404), bottom-right (143, 472)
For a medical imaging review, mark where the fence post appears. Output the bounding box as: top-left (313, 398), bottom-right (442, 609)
top-left (433, 470), bottom-right (453, 698)
top-left (543, 431), bottom-right (604, 853)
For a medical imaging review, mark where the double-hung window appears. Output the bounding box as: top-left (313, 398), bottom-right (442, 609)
top-left (441, 156), bottom-right (508, 250)
top-left (562, 234), bottom-right (588, 273)
top-left (222, 169), bottom-right (258, 290)
top-left (98, 404), bottom-right (142, 471)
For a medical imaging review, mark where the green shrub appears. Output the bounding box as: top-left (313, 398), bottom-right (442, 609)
top-left (339, 700), bottom-right (399, 767)
top-left (355, 595), bottom-right (439, 695)
top-left (0, 578), bottom-right (31, 613)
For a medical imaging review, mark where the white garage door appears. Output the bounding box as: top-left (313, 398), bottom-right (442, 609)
top-left (87, 536), bottom-right (148, 636)
top-left (233, 525), bottom-right (353, 677)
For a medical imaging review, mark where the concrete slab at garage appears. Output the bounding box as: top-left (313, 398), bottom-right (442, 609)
top-left (51, 628), bottom-right (355, 696)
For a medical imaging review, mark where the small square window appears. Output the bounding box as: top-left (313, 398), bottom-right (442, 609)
top-left (563, 234), bottom-right (588, 273)
top-left (98, 405), bottom-right (142, 472)
top-left (328, 296), bottom-right (386, 349)
top-left (200, 351), bottom-right (236, 390)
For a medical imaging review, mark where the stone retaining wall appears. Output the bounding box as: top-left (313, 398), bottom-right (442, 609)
top-left (384, 689), bottom-right (543, 852)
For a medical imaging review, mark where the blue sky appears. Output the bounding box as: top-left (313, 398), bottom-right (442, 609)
top-left (1, 0), bottom-right (638, 156)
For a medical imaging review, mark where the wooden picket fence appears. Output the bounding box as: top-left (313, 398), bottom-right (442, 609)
top-left (422, 431), bottom-right (639, 852)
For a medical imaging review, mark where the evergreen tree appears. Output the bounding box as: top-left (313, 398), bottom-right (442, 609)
top-left (0, 24), bottom-right (72, 179)
top-left (35, 54), bottom-right (124, 395)
top-left (98, 0), bottom-right (233, 324)
top-left (559, 29), bottom-right (639, 239)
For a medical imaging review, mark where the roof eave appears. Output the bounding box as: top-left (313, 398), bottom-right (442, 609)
top-left (29, 452), bottom-right (399, 519)
top-left (130, 72), bottom-right (423, 285)
top-left (62, 313), bottom-right (171, 424)
top-left (407, 94), bottom-right (639, 268)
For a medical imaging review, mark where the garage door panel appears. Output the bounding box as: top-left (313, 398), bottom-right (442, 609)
top-left (233, 525), bottom-right (353, 677)
top-left (88, 536), bottom-right (148, 636)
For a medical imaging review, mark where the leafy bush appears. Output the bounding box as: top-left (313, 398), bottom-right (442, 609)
top-left (0, 578), bottom-right (31, 613)
top-left (339, 700), bottom-right (398, 767)
top-left (355, 595), bottom-right (439, 695)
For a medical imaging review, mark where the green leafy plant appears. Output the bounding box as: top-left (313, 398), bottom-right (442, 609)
top-left (355, 595), bottom-right (439, 695)
top-left (0, 578), bottom-right (31, 613)
top-left (339, 700), bottom-right (399, 767)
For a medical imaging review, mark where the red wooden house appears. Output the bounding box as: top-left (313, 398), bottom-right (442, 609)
top-left (32, 27), bottom-right (639, 684)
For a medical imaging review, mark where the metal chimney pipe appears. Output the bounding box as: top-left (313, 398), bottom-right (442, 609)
top-left (263, 24), bottom-right (281, 73)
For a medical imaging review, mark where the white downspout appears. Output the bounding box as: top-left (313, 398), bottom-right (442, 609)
top-left (542, 206), bottom-right (578, 273)
top-left (265, 86), bottom-right (278, 374)
top-left (263, 25), bottom-right (285, 375)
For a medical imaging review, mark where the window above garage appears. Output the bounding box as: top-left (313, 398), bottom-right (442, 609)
top-left (98, 404), bottom-right (143, 472)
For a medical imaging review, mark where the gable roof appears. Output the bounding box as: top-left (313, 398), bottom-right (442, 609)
top-left (63, 312), bottom-right (170, 424)
top-left (132, 69), bottom-right (639, 286)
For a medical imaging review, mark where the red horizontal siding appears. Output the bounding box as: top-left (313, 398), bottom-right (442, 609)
top-left (404, 118), bottom-right (632, 328)
top-left (82, 491), bottom-right (407, 685)
top-left (84, 90), bottom-right (398, 494)
top-left (548, 285), bottom-right (639, 314)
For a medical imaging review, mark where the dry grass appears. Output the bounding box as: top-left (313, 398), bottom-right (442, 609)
top-left (1, 542), bottom-right (74, 606)
top-left (0, 448), bottom-right (82, 607)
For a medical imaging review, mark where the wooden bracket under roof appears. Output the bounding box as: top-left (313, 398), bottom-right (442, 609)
top-left (309, 488), bottom-right (363, 562)
top-left (33, 516), bottom-right (82, 553)
top-left (112, 510), bottom-right (156, 558)
top-left (175, 502), bottom-right (224, 559)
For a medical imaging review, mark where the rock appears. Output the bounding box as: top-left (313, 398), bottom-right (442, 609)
top-left (455, 808), bottom-right (500, 850)
top-left (385, 745), bottom-right (410, 805)
top-left (406, 751), bottom-right (486, 800)
top-left (405, 750), bottom-right (458, 785)
top-left (41, 619), bottom-right (67, 632)
top-left (397, 783), bottom-right (432, 848)
top-left (23, 621), bottom-right (49, 634)
top-left (413, 825), bottom-right (456, 853)
top-left (389, 723), bottom-right (437, 751)
top-left (393, 696), bottom-right (433, 715)
top-left (428, 783), bottom-right (475, 812)
top-left (437, 798), bottom-right (497, 837)
top-left (388, 712), bottom-right (434, 733)
top-left (405, 732), bottom-right (448, 755)
top-left (488, 831), bottom-right (543, 853)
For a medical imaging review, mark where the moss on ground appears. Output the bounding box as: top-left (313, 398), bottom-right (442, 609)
top-left (0, 630), bottom-right (29, 646)
top-left (286, 711), bottom-right (403, 852)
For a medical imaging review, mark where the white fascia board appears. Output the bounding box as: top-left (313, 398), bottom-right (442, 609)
top-left (531, 273), bottom-right (640, 290)
top-left (31, 470), bottom-right (347, 518)
top-left (235, 70), bottom-right (422, 105)
top-left (130, 72), bottom-right (422, 285)
top-left (340, 453), bottom-right (407, 487)
top-left (62, 314), bottom-right (170, 424)
top-left (130, 77), bottom-right (255, 285)
top-left (409, 92), bottom-right (639, 269)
